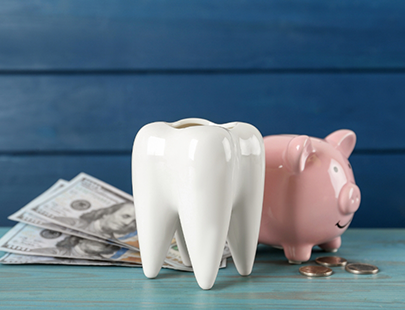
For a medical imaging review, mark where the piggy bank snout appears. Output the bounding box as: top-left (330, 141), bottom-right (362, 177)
top-left (338, 183), bottom-right (361, 215)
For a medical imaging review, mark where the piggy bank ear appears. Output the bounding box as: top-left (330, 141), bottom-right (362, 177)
top-left (284, 135), bottom-right (315, 174)
top-left (325, 130), bottom-right (356, 158)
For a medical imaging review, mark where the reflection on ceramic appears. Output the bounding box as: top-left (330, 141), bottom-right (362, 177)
top-left (259, 130), bottom-right (361, 263)
top-left (132, 118), bottom-right (265, 289)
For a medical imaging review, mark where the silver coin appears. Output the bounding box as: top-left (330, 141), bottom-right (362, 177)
top-left (315, 256), bottom-right (348, 267)
top-left (299, 265), bottom-right (333, 277)
top-left (345, 263), bottom-right (379, 274)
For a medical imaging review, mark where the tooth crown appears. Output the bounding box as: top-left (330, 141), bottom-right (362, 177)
top-left (132, 118), bottom-right (265, 290)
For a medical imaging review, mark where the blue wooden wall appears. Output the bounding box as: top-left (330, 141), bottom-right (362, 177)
top-left (0, 0), bottom-right (404, 227)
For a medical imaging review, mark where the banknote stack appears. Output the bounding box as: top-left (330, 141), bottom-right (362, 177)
top-left (0, 173), bottom-right (230, 271)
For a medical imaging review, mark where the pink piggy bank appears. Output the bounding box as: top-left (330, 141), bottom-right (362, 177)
top-left (258, 130), bottom-right (361, 263)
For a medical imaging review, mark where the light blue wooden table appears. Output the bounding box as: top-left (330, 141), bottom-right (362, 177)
top-left (0, 228), bottom-right (404, 308)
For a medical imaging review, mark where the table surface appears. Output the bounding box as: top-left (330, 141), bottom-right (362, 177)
top-left (0, 228), bottom-right (404, 309)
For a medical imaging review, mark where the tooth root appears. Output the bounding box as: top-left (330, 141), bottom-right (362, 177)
top-left (174, 228), bottom-right (191, 267)
top-left (135, 199), bottom-right (178, 278)
top-left (227, 144), bottom-right (264, 276)
top-left (179, 194), bottom-right (233, 290)
top-left (227, 199), bottom-right (262, 276)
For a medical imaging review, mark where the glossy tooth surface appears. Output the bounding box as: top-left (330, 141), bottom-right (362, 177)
top-left (132, 118), bottom-right (265, 289)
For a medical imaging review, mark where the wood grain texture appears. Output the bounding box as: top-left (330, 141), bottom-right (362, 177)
top-left (0, 154), bottom-right (404, 228)
top-left (0, 228), bottom-right (404, 308)
top-left (0, 0), bottom-right (404, 70)
top-left (1, 73), bottom-right (404, 151)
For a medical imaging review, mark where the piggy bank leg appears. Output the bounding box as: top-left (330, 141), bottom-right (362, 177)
top-left (318, 237), bottom-right (341, 253)
top-left (283, 244), bottom-right (313, 264)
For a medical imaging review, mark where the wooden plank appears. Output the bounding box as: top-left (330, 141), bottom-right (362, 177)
top-left (0, 153), bottom-right (404, 228)
top-left (1, 0), bottom-right (405, 70)
top-left (1, 73), bottom-right (405, 151)
top-left (0, 228), bottom-right (404, 308)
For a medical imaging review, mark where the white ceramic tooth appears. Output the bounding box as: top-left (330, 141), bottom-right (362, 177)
top-left (174, 228), bottom-right (191, 267)
top-left (132, 118), bottom-right (265, 290)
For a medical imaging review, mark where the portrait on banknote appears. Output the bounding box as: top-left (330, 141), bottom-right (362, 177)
top-left (53, 201), bottom-right (136, 240)
top-left (33, 234), bottom-right (121, 259)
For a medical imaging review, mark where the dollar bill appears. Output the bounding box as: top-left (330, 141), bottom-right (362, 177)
top-left (9, 210), bottom-right (118, 246)
top-left (0, 252), bottom-right (141, 267)
top-left (9, 180), bottom-right (123, 247)
top-left (9, 173), bottom-right (139, 251)
top-left (0, 222), bottom-right (228, 271)
top-left (4, 215), bottom-right (193, 270)
top-left (5, 173), bottom-right (230, 271)
top-left (0, 223), bottom-right (142, 264)
top-left (0, 252), bottom-right (226, 271)
top-left (0, 223), bottom-right (226, 271)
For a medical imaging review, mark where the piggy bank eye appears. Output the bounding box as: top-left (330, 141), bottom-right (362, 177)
top-left (348, 163), bottom-right (352, 169)
top-left (333, 166), bottom-right (338, 173)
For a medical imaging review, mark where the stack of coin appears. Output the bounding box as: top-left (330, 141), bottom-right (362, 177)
top-left (298, 256), bottom-right (379, 277)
